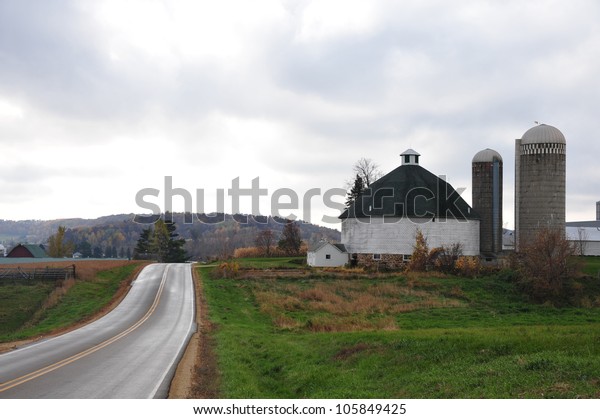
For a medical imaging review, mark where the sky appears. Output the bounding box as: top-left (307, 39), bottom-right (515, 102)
top-left (1, 0), bottom-right (599, 229)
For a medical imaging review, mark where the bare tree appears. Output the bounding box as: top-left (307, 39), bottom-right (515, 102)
top-left (346, 157), bottom-right (383, 189)
top-left (575, 227), bottom-right (588, 256)
top-left (215, 229), bottom-right (233, 260)
top-left (255, 229), bottom-right (275, 256)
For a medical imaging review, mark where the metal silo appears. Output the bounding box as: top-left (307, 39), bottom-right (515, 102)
top-left (472, 148), bottom-right (503, 256)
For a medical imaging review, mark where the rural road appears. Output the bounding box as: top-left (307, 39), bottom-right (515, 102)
top-left (0, 263), bottom-right (195, 398)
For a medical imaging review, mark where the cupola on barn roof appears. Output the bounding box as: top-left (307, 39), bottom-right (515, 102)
top-left (400, 148), bottom-right (420, 166)
top-left (521, 124), bottom-right (565, 145)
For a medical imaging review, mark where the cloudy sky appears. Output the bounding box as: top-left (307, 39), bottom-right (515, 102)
top-left (1, 0), bottom-right (599, 229)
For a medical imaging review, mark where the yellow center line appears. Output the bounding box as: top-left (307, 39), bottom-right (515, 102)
top-left (0, 264), bottom-right (170, 394)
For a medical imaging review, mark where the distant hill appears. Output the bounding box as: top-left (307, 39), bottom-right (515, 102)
top-left (0, 214), bottom-right (341, 260)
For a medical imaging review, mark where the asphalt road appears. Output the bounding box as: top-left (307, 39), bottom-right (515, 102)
top-left (0, 263), bottom-right (196, 399)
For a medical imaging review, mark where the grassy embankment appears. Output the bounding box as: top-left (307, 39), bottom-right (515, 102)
top-left (199, 257), bottom-right (600, 398)
top-left (0, 260), bottom-right (148, 343)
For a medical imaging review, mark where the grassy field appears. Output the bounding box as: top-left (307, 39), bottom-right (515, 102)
top-left (0, 260), bottom-right (148, 343)
top-left (200, 258), bottom-right (600, 398)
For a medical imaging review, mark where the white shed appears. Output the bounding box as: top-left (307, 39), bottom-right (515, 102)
top-left (307, 242), bottom-right (348, 267)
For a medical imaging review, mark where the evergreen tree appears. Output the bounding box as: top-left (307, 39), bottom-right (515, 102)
top-left (346, 174), bottom-right (365, 207)
top-left (164, 219), bottom-right (187, 262)
top-left (93, 246), bottom-right (103, 258)
top-left (145, 218), bottom-right (187, 263)
top-left (78, 240), bottom-right (92, 258)
top-left (133, 228), bottom-right (153, 259)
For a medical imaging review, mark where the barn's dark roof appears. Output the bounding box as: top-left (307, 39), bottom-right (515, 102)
top-left (340, 164), bottom-right (478, 220)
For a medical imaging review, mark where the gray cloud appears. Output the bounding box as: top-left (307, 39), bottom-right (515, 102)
top-left (0, 0), bottom-right (599, 222)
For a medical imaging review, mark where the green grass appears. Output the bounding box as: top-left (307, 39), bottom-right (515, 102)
top-left (0, 263), bottom-right (143, 342)
top-left (581, 256), bottom-right (600, 277)
top-left (226, 257), bottom-right (306, 269)
top-left (200, 261), bottom-right (600, 398)
top-left (0, 282), bottom-right (56, 336)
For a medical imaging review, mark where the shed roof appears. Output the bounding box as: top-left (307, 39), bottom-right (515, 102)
top-left (340, 163), bottom-right (478, 220)
top-left (309, 242), bottom-right (348, 254)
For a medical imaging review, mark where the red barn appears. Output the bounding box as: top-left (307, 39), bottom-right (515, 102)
top-left (6, 244), bottom-right (48, 258)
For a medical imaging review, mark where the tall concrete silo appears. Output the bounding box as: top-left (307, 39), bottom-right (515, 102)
top-left (515, 124), bottom-right (566, 250)
top-left (472, 149), bottom-right (503, 256)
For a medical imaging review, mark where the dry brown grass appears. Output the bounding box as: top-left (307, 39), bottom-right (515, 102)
top-left (253, 279), bottom-right (464, 332)
top-left (0, 260), bottom-right (142, 281)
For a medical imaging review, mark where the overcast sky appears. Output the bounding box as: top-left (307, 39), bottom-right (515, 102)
top-left (1, 0), bottom-right (599, 229)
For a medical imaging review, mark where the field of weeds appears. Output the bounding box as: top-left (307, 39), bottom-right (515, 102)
top-left (199, 262), bottom-right (600, 398)
top-left (254, 279), bottom-right (463, 332)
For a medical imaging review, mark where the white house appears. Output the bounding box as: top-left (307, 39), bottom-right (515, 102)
top-left (307, 242), bottom-right (348, 267)
top-left (340, 149), bottom-right (480, 269)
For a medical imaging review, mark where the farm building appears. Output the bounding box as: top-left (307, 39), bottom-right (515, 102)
top-left (340, 149), bottom-right (480, 269)
top-left (307, 242), bottom-right (348, 267)
top-left (566, 221), bottom-right (600, 256)
top-left (6, 244), bottom-right (48, 258)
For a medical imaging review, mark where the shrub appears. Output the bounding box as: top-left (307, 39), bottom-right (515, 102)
top-left (455, 256), bottom-right (480, 277)
top-left (431, 243), bottom-right (463, 274)
top-left (407, 229), bottom-right (429, 272)
top-left (213, 262), bottom-right (240, 279)
top-left (517, 228), bottom-right (578, 303)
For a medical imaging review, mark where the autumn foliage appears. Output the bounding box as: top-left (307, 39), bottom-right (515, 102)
top-left (517, 228), bottom-right (577, 302)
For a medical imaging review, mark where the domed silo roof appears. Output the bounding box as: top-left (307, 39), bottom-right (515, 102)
top-left (521, 124), bottom-right (565, 144)
top-left (472, 148), bottom-right (503, 163)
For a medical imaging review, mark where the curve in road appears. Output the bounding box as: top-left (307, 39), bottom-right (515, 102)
top-left (0, 263), bottom-right (196, 399)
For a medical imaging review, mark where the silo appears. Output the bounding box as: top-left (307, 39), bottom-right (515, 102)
top-left (597, 201), bottom-right (600, 221)
top-left (515, 124), bottom-right (566, 250)
top-left (472, 149), bottom-right (503, 256)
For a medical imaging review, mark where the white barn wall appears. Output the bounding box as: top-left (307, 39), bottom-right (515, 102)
top-left (585, 242), bottom-right (600, 256)
top-left (342, 217), bottom-right (480, 256)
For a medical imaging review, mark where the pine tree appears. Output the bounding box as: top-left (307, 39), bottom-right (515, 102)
top-left (133, 228), bottom-right (153, 259)
top-left (164, 219), bottom-right (187, 262)
top-left (346, 174), bottom-right (365, 207)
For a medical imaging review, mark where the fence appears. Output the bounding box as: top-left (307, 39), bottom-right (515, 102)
top-left (0, 265), bottom-right (76, 281)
